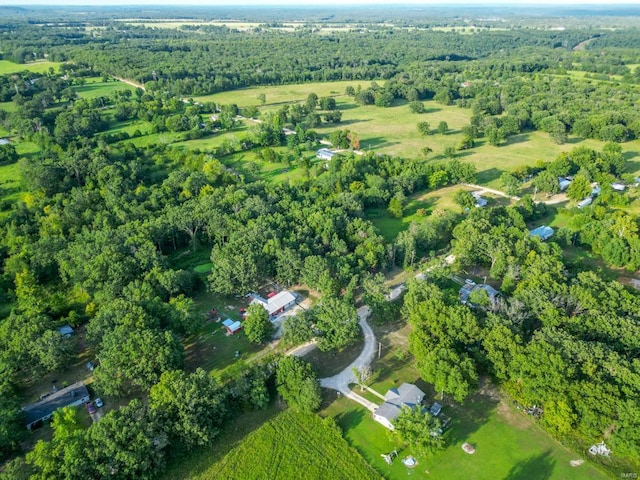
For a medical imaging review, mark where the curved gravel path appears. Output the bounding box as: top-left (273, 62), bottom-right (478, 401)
top-left (319, 306), bottom-right (379, 411)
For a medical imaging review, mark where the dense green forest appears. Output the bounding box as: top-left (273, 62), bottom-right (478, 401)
top-left (1, 5), bottom-right (640, 479)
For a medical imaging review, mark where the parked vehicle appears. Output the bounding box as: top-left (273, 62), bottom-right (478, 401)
top-left (86, 402), bottom-right (97, 414)
top-left (95, 398), bottom-right (103, 408)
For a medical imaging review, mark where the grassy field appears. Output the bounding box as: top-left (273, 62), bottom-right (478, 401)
top-left (315, 317), bottom-right (610, 480)
top-left (193, 80), bottom-right (374, 107)
top-left (187, 409), bottom-right (382, 480)
top-left (366, 185), bottom-right (509, 242)
top-left (190, 80), bottom-right (640, 191)
top-left (323, 392), bottom-right (608, 480)
top-left (0, 60), bottom-right (61, 75)
top-left (73, 77), bottom-right (138, 99)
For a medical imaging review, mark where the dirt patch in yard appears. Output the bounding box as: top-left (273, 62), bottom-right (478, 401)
top-left (496, 399), bottom-right (531, 430)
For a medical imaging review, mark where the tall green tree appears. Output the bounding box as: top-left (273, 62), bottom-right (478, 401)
top-left (243, 303), bottom-right (273, 344)
top-left (276, 356), bottom-right (321, 413)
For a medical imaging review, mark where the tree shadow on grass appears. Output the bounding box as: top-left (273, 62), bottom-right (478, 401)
top-left (503, 449), bottom-right (555, 480)
top-left (339, 118), bottom-right (371, 126)
top-left (477, 167), bottom-right (503, 184)
top-left (504, 132), bottom-right (531, 146)
top-left (362, 136), bottom-right (400, 150)
top-left (335, 407), bottom-right (366, 433)
top-left (443, 389), bottom-right (500, 447)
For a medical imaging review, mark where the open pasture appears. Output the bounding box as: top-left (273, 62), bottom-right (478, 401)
top-left (0, 60), bottom-right (61, 75)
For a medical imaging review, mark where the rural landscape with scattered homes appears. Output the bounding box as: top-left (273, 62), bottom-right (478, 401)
top-left (0, 3), bottom-right (640, 479)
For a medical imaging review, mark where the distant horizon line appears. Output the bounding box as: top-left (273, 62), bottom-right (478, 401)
top-left (3, 2), bottom-right (640, 6)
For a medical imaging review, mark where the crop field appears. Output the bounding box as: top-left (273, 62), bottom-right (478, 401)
top-left (191, 409), bottom-right (382, 480)
top-left (0, 60), bottom-right (61, 75)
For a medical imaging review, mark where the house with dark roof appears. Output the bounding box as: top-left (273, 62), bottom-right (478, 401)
top-left (373, 383), bottom-right (425, 430)
top-left (22, 381), bottom-right (90, 430)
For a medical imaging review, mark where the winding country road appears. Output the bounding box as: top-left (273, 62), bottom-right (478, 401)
top-left (319, 306), bottom-right (379, 411)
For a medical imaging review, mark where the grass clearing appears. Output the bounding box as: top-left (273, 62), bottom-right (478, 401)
top-left (187, 409), bottom-right (381, 480)
top-left (0, 60), bottom-right (61, 75)
top-left (192, 80), bottom-right (640, 192)
top-left (193, 80), bottom-right (375, 107)
top-left (73, 78), bottom-right (137, 99)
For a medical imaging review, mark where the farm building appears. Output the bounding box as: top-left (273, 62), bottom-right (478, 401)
top-left (22, 381), bottom-right (90, 430)
top-left (373, 383), bottom-right (425, 430)
top-left (459, 283), bottom-right (501, 306)
top-left (558, 177), bottom-right (571, 191)
top-left (250, 291), bottom-right (296, 317)
top-left (611, 182), bottom-right (626, 191)
top-left (57, 325), bottom-right (74, 337)
top-left (222, 318), bottom-right (242, 335)
top-left (530, 225), bottom-right (554, 241)
top-left (577, 197), bottom-right (593, 209)
top-left (316, 148), bottom-right (336, 161)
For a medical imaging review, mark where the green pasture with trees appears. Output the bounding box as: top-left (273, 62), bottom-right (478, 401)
top-left (1, 5), bottom-right (640, 480)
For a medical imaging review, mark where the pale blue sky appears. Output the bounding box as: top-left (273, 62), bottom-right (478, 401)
top-left (4, 0), bottom-right (640, 5)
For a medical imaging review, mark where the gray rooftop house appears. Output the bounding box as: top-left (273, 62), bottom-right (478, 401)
top-left (373, 383), bottom-right (425, 430)
top-left (23, 381), bottom-right (90, 430)
top-left (529, 225), bottom-right (554, 241)
top-left (459, 283), bottom-right (500, 307)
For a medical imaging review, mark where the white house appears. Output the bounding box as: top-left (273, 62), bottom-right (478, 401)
top-left (23, 382), bottom-right (90, 430)
top-left (611, 182), bottom-right (626, 192)
top-left (250, 291), bottom-right (296, 317)
top-left (373, 383), bottom-right (425, 430)
top-left (316, 148), bottom-right (336, 161)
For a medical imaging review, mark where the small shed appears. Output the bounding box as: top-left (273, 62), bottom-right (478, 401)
top-left (471, 191), bottom-right (488, 208)
top-left (611, 182), bottom-right (626, 192)
top-left (222, 319), bottom-right (242, 335)
top-left (529, 225), bottom-right (554, 241)
top-left (57, 325), bottom-right (74, 337)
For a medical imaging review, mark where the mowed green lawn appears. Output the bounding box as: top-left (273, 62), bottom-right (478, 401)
top-left (0, 60), bottom-right (61, 75)
top-left (323, 394), bottom-right (607, 480)
top-left (186, 409), bottom-right (382, 480)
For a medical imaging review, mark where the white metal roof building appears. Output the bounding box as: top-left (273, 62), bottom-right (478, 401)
top-left (250, 291), bottom-right (296, 317)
